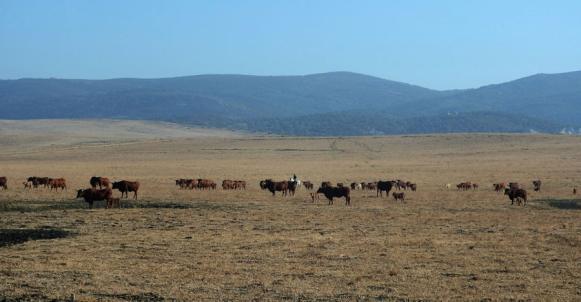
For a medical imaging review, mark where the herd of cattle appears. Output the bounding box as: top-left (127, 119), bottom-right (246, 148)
top-left (0, 175), bottom-right (576, 208)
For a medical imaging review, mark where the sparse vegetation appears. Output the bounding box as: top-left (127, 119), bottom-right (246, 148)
top-left (0, 129), bottom-right (580, 300)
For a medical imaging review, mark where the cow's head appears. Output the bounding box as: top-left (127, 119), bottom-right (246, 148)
top-left (76, 189), bottom-right (84, 198)
top-left (111, 182), bottom-right (119, 189)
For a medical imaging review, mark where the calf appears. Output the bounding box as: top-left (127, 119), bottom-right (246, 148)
top-left (392, 192), bottom-right (405, 202)
top-left (106, 197), bottom-right (121, 209)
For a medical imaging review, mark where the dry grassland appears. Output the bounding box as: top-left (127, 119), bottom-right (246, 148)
top-left (0, 126), bottom-right (580, 301)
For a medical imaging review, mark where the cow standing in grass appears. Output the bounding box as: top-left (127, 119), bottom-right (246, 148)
top-left (377, 180), bottom-right (394, 197)
top-left (505, 188), bottom-right (527, 206)
top-left (317, 186), bottom-right (351, 205)
top-left (76, 188), bottom-right (113, 209)
top-left (112, 180), bottom-right (140, 199)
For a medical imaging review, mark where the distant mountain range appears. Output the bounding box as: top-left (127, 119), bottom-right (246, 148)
top-left (1, 71), bottom-right (580, 135)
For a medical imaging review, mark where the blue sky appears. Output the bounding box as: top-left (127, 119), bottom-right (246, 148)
top-left (1, 0), bottom-right (580, 89)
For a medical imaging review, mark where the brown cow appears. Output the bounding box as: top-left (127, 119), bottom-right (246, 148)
top-left (197, 179), bottom-right (216, 190)
top-left (303, 181), bottom-right (314, 190)
top-left (22, 181), bottom-right (31, 189)
top-left (0, 177), bottom-right (7, 190)
top-left (90, 176), bottom-right (110, 189)
top-left (76, 188), bottom-right (112, 209)
top-left (392, 192), bottom-right (405, 202)
top-left (264, 179), bottom-right (289, 196)
top-left (316, 186), bottom-right (351, 205)
top-left (222, 179), bottom-right (234, 190)
top-left (49, 178), bottom-right (67, 192)
top-left (112, 180), bottom-right (140, 199)
top-left (409, 183), bottom-right (417, 191)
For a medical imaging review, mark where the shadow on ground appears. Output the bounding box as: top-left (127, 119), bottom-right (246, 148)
top-left (541, 199), bottom-right (581, 210)
top-left (0, 227), bottom-right (74, 247)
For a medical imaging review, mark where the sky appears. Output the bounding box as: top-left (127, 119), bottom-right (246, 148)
top-left (1, 0), bottom-right (580, 90)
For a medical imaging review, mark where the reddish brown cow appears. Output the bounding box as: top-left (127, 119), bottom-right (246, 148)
top-left (112, 180), bottom-right (140, 199)
top-left (197, 179), bottom-right (216, 190)
top-left (49, 178), bottom-right (67, 191)
top-left (303, 181), bottom-right (314, 190)
top-left (76, 188), bottom-right (113, 209)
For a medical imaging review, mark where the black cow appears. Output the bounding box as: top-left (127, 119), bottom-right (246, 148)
top-left (316, 186), bottom-right (351, 205)
top-left (377, 180), bottom-right (394, 197)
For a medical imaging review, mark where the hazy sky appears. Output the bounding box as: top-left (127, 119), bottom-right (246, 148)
top-left (1, 0), bottom-right (580, 89)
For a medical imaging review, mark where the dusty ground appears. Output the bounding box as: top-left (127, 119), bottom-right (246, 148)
top-left (0, 123), bottom-right (579, 301)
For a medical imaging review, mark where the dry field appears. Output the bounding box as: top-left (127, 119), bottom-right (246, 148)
top-left (0, 122), bottom-right (580, 301)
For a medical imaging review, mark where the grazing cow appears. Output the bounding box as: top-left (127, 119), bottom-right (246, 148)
top-left (316, 186), bottom-right (351, 205)
top-left (90, 176), bottom-right (110, 189)
top-left (303, 181), bottom-right (314, 190)
top-left (22, 181), bottom-right (31, 189)
top-left (28, 177), bottom-right (50, 188)
top-left (409, 183), bottom-right (417, 191)
top-left (504, 188), bottom-right (528, 206)
top-left (377, 180), bottom-right (394, 197)
top-left (197, 179), bottom-right (216, 190)
top-left (76, 188), bottom-right (112, 209)
top-left (49, 178), bottom-right (67, 191)
top-left (493, 183), bottom-right (506, 192)
top-left (367, 182), bottom-right (377, 191)
top-left (264, 179), bottom-right (289, 196)
top-left (222, 179), bottom-right (234, 190)
top-left (112, 180), bottom-right (140, 199)
top-left (106, 197), bottom-right (121, 209)
top-left (457, 182), bottom-right (472, 191)
top-left (395, 180), bottom-right (407, 190)
top-left (532, 180), bottom-right (542, 192)
top-left (472, 183), bottom-right (479, 190)
top-left (235, 180), bottom-right (246, 190)
top-left (0, 177), bottom-right (7, 190)
top-left (392, 192), bottom-right (405, 202)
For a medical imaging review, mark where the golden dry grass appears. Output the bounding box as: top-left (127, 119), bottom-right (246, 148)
top-left (0, 126), bottom-right (580, 301)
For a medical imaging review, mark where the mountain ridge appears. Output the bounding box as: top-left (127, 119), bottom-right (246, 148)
top-left (1, 70), bottom-right (580, 135)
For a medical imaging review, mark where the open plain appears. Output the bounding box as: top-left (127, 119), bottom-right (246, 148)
top-left (0, 121), bottom-right (580, 301)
